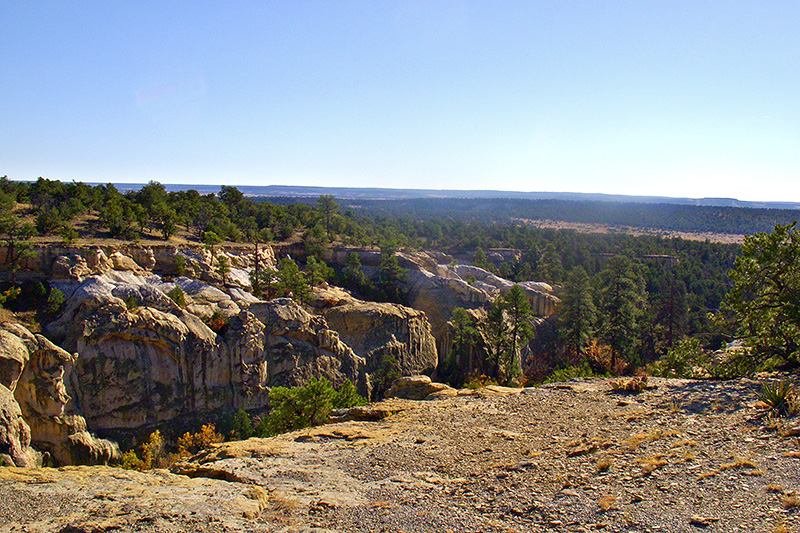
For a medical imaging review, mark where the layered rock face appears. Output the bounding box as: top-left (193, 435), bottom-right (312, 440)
top-left (2, 243), bottom-right (276, 288)
top-left (396, 252), bottom-right (560, 340)
top-left (44, 272), bottom-right (365, 443)
top-left (0, 322), bottom-right (119, 466)
top-left (311, 287), bottom-right (438, 379)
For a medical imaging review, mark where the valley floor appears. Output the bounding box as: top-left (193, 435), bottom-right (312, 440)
top-left (2, 377), bottom-right (799, 533)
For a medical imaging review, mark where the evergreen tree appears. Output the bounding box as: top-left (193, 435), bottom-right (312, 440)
top-left (597, 256), bottom-right (646, 369)
top-left (500, 285), bottom-right (532, 384)
top-left (316, 194), bottom-right (338, 242)
top-left (443, 307), bottom-right (481, 386)
top-left (723, 222), bottom-right (800, 367)
top-left (559, 267), bottom-right (597, 357)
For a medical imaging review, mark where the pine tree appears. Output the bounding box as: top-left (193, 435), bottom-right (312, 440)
top-left (598, 256), bottom-right (645, 369)
top-left (559, 267), bottom-right (597, 357)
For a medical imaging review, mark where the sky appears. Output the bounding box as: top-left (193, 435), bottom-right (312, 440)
top-left (2, 1), bottom-right (800, 202)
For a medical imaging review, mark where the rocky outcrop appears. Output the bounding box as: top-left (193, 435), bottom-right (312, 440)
top-left (42, 271), bottom-right (366, 442)
top-left (0, 322), bottom-right (119, 466)
top-left (310, 287), bottom-right (438, 379)
top-left (1, 243), bottom-right (276, 288)
top-left (0, 384), bottom-right (36, 467)
top-left (245, 299), bottom-right (366, 393)
top-left (395, 252), bottom-right (560, 340)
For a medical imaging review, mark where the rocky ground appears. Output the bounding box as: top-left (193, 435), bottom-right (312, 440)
top-left (2, 377), bottom-right (800, 533)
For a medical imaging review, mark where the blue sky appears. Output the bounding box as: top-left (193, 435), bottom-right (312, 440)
top-left (2, 1), bottom-right (799, 201)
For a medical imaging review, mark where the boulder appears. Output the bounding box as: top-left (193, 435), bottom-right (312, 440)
top-left (385, 375), bottom-right (453, 401)
top-left (51, 254), bottom-right (92, 280)
top-left (0, 328), bottom-right (29, 390)
top-left (109, 251), bottom-right (144, 273)
top-left (85, 247), bottom-right (114, 274)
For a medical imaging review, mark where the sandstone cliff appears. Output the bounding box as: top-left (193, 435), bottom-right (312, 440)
top-left (0, 322), bottom-right (119, 466)
top-left (395, 251), bottom-right (560, 340)
top-left (309, 286), bottom-right (438, 380)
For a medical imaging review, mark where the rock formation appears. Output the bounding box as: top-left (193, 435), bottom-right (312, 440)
top-left (395, 251), bottom-right (560, 340)
top-left (0, 322), bottom-right (119, 466)
top-left (309, 286), bottom-right (438, 380)
top-left (43, 271), bottom-right (365, 444)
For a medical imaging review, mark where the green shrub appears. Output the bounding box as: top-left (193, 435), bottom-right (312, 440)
top-left (124, 294), bottom-right (138, 310)
top-left (120, 449), bottom-right (144, 471)
top-left (231, 409), bottom-right (254, 441)
top-left (46, 287), bottom-right (64, 314)
top-left (542, 363), bottom-right (599, 384)
top-left (166, 286), bottom-right (186, 308)
top-left (256, 378), bottom-right (365, 438)
top-left (756, 380), bottom-right (796, 415)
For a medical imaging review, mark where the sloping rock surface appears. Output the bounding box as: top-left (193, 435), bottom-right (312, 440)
top-left (4, 378), bottom-right (798, 532)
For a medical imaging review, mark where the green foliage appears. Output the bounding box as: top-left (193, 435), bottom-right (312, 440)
top-left (58, 224), bottom-right (78, 245)
top-left (441, 307), bottom-right (481, 387)
top-left (598, 256), bottom-right (645, 368)
top-left (341, 252), bottom-right (370, 294)
top-left (256, 378), bottom-right (365, 437)
top-left (372, 353), bottom-right (401, 399)
top-left (332, 379), bottom-right (367, 408)
top-left (174, 255), bottom-right (187, 276)
top-left (651, 338), bottom-right (703, 378)
top-left (216, 255), bottom-right (230, 283)
top-left (119, 430), bottom-right (165, 471)
top-left (541, 363), bottom-right (600, 384)
top-left (231, 409), bottom-right (254, 441)
top-left (316, 194), bottom-right (339, 242)
top-left (0, 212), bottom-right (36, 283)
top-left (559, 267), bottom-right (596, 356)
top-left (755, 380), bottom-right (797, 415)
top-left (205, 310), bottom-right (228, 332)
top-left (124, 294), bottom-right (138, 310)
top-left (120, 449), bottom-right (145, 471)
top-left (722, 223), bottom-right (800, 368)
top-left (0, 286), bottom-right (21, 307)
top-left (252, 257), bottom-right (310, 302)
top-left (305, 255), bottom-right (333, 286)
top-left (375, 252), bottom-right (407, 304)
top-left (166, 286), bottom-right (187, 308)
top-left (45, 287), bottom-right (65, 314)
top-left (473, 247), bottom-right (491, 271)
top-left (500, 285), bottom-right (532, 385)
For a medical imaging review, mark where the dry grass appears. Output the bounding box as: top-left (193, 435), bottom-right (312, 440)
top-left (782, 494), bottom-right (800, 509)
top-left (596, 456), bottom-right (614, 473)
top-left (670, 439), bottom-right (699, 449)
top-left (772, 522), bottom-right (794, 533)
top-left (766, 484), bottom-right (785, 493)
top-left (637, 456), bottom-right (668, 475)
top-left (668, 399), bottom-right (682, 413)
top-left (720, 457), bottom-right (759, 471)
top-left (697, 469), bottom-right (720, 480)
top-left (610, 376), bottom-right (649, 393)
top-left (597, 494), bottom-right (618, 512)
